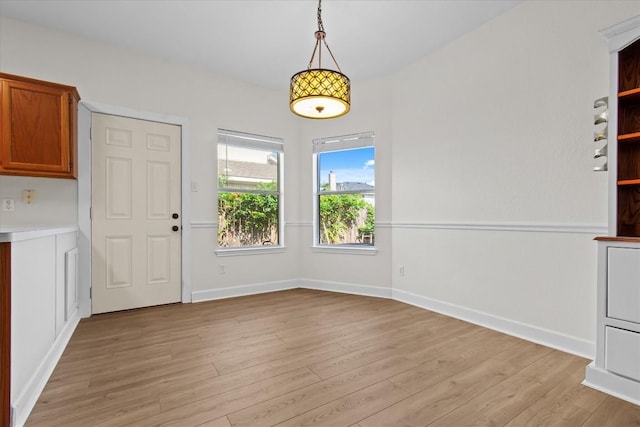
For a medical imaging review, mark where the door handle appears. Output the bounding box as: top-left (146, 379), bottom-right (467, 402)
top-left (172, 225), bottom-right (180, 232)
top-left (172, 213), bottom-right (179, 219)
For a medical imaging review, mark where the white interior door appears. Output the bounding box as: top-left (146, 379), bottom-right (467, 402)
top-left (91, 113), bottom-right (182, 314)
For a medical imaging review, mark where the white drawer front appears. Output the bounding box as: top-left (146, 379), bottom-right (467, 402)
top-left (605, 326), bottom-right (640, 381)
top-left (607, 247), bottom-right (640, 324)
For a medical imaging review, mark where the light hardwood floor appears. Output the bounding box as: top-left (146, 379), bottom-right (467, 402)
top-left (26, 289), bottom-right (640, 426)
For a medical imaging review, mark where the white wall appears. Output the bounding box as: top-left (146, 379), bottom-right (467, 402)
top-left (297, 76), bottom-right (394, 292)
top-left (390, 0), bottom-right (639, 354)
top-left (0, 14), bottom-right (396, 298)
top-left (0, 16), bottom-right (303, 293)
top-left (0, 176), bottom-right (77, 226)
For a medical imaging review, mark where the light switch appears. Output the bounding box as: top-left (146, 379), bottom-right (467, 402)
top-left (22, 189), bottom-right (35, 204)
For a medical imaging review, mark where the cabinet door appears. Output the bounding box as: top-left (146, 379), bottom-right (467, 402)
top-left (607, 247), bottom-right (640, 324)
top-left (605, 326), bottom-right (640, 381)
top-left (0, 79), bottom-right (73, 176)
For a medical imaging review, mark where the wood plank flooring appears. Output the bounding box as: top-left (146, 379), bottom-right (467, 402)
top-left (25, 289), bottom-right (640, 426)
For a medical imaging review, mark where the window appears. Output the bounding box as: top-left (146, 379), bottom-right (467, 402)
top-left (217, 129), bottom-right (283, 248)
top-left (313, 132), bottom-right (375, 247)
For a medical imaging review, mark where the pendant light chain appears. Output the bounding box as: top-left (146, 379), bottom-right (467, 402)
top-left (306, 0), bottom-right (343, 74)
top-left (317, 0), bottom-right (325, 33)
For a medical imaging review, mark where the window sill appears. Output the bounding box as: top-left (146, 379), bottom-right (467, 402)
top-left (216, 246), bottom-right (286, 257)
top-left (311, 245), bottom-right (377, 255)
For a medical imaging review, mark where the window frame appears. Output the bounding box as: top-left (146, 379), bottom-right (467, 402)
top-left (216, 129), bottom-right (284, 255)
top-left (312, 131), bottom-right (376, 253)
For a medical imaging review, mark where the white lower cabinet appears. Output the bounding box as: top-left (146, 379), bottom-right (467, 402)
top-left (584, 239), bottom-right (640, 406)
top-left (605, 326), bottom-right (640, 382)
top-left (607, 247), bottom-right (640, 324)
top-left (8, 229), bottom-right (79, 427)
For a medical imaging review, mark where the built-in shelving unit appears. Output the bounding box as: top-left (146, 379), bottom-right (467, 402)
top-left (584, 15), bottom-right (640, 407)
top-left (616, 39), bottom-right (640, 236)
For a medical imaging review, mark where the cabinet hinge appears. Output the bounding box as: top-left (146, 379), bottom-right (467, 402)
top-left (68, 93), bottom-right (72, 105)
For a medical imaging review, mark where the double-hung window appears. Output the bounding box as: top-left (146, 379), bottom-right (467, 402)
top-left (313, 132), bottom-right (375, 247)
top-left (217, 129), bottom-right (283, 249)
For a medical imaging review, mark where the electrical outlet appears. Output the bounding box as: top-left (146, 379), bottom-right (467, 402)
top-left (22, 189), bottom-right (35, 204)
top-left (399, 265), bottom-right (405, 277)
top-left (191, 181), bottom-right (199, 192)
top-left (2, 199), bottom-right (15, 212)
top-left (219, 264), bottom-right (226, 274)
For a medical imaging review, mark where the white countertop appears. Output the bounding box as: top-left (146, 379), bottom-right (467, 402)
top-left (0, 226), bottom-right (78, 243)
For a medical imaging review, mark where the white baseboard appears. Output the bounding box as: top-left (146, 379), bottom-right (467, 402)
top-left (392, 288), bottom-right (595, 359)
top-left (192, 282), bottom-right (593, 358)
top-left (12, 308), bottom-right (80, 427)
top-left (299, 279), bottom-right (392, 299)
top-left (584, 362), bottom-right (640, 406)
top-left (191, 280), bottom-right (298, 302)
top-left (192, 279), bottom-right (392, 303)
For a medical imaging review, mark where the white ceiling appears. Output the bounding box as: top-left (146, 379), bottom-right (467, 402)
top-left (0, 0), bottom-right (521, 91)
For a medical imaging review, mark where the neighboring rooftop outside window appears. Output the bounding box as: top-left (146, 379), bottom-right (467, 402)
top-left (217, 129), bottom-right (283, 249)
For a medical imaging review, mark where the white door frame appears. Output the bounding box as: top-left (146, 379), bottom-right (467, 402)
top-left (77, 101), bottom-right (192, 317)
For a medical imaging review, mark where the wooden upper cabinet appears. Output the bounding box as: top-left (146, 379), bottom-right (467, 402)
top-left (0, 73), bottom-right (80, 179)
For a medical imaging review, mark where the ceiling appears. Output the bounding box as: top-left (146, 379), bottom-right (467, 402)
top-left (0, 0), bottom-right (521, 91)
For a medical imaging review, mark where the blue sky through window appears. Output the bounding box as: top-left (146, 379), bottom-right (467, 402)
top-left (319, 147), bottom-right (375, 187)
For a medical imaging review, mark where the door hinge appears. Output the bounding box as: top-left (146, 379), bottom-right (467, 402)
top-left (89, 207), bottom-right (92, 220)
top-left (89, 287), bottom-right (92, 298)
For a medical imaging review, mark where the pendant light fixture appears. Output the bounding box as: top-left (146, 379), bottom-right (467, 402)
top-left (290, 0), bottom-right (350, 119)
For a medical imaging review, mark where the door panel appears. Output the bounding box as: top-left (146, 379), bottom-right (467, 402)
top-left (147, 161), bottom-right (171, 218)
top-left (147, 235), bottom-right (171, 285)
top-left (105, 157), bottom-right (132, 219)
top-left (92, 113), bottom-right (181, 314)
top-left (105, 236), bottom-right (132, 289)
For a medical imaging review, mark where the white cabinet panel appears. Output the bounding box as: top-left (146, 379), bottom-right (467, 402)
top-left (11, 236), bottom-right (56, 397)
top-left (65, 248), bottom-right (78, 320)
top-left (605, 327), bottom-right (640, 381)
top-left (55, 232), bottom-right (77, 336)
top-left (607, 247), bottom-right (640, 324)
